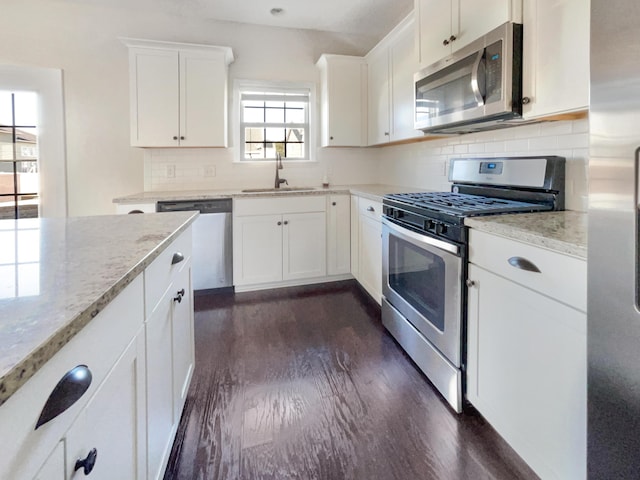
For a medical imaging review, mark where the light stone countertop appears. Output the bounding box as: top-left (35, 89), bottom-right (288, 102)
top-left (464, 211), bottom-right (587, 259)
top-left (112, 184), bottom-right (433, 205)
top-left (0, 212), bottom-right (197, 407)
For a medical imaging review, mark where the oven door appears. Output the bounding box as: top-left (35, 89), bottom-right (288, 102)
top-left (382, 218), bottom-right (463, 367)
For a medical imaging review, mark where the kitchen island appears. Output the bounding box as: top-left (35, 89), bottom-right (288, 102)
top-left (0, 212), bottom-right (197, 480)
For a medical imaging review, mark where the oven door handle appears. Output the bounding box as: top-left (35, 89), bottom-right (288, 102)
top-left (382, 217), bottom-right (460, 256)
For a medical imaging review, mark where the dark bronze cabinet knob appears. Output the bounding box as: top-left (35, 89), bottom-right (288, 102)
top-left (180, 136), bottom-right (185, 140)
top-left (449, 35), bottom-right (457, 42)
top-left (443, 38), bottom-right (450, 46)
top-left (522, 97), bottom-right (531, 105)
top-left (173, 136), bottom-right (178, 140)
top-left (74, 448), bottom-right (98, 475)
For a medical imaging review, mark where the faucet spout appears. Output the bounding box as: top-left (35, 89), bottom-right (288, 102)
top-left (274, 152), bottom-right (288, 188)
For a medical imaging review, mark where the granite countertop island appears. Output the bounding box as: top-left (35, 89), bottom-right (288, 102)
top-left (0, 212), bottom-right (197, 406)
top-left (465, 210), bottom-right (587, 259)
top-left (112, 184), bottom-right (432, 205)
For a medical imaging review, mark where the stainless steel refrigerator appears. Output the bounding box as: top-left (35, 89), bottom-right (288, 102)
top-left (588, 1), bottom-right (640, 477)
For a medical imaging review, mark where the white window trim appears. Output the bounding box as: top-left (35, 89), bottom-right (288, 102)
top-left (232, 79), bottom-right (317, 164)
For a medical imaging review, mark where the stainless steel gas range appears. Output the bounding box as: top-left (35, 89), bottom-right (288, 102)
top-left (381, 156), bottom-right (566, 412)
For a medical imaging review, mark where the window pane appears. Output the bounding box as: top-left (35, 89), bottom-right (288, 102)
top-left (0, 170), bottom-right (15, 194)
top-left (265, 101), bottom-right (284, 108)
top-left (0, 93), bottom-right (13, 126)
top-left (17, 162), bottom-right (39, 194)
top-left (243, 100), bottom-right (264, 108)
top-left (14, 92), bottom-right (37, 126)
top-left (244, 143), bottom-right (264, 159)
top-left (245, 128), bottom-right (264, 142)
top-left (285, 106), bottom-right (305, 124)
top-left (286, 143), bottom-right (304, 158)
top-left (15, 128), bottom-right (38, 159)
top-left (265, 107), bottom-right (284, 124)
top-left (0, 265), bottom-right (16, 299)
top-left (17, 197), bottom-right (39, 219)
top-left (243, 106), bottom-right (264, 123)
top-left (0, 230), bottom-right (16, 263)
top-left (286, 128), bottom-right (305, 142)
top-left (0, 130), bottom-right (14, 161)
top-left (265, 128), bottom-right (285, 142)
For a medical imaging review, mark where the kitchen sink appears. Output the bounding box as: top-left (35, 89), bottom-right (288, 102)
top-left (241, 187), bottom-right (316, 193)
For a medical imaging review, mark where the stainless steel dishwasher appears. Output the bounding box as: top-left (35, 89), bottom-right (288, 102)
top-left (156, 199), bottom-right (232, 291)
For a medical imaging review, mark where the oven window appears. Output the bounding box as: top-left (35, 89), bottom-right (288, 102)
top-left (388, 235), bottom-right (446, 331)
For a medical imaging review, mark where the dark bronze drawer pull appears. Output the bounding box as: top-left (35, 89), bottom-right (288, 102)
top-left (36, 365), bottom-right (92, 429)
top-left (171, 252), bottom-right (185, 265)
top-left (508, 256), bottom-right (541, 273)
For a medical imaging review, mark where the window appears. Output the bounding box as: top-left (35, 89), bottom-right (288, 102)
top-left (0, 91), bottom-right (39, 219)
top-left (239, 84), bottom-right (311, 161)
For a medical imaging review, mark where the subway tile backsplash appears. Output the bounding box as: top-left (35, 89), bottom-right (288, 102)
top-left (377, 118), bottom-right (589, 211)
top-left (145, 118), bottom-right (588, 212)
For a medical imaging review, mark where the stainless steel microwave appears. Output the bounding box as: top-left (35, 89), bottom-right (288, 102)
top-left (414, 22), bottom-right (523, 134)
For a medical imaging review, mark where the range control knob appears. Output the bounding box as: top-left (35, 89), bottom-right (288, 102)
top-left (435, 223), bottom-right (447, 235)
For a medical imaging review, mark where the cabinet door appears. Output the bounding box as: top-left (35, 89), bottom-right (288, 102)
top-left (179, 50), bottom-right (228, 147)
top-left (233, 214), bottom-right (283, 285)
top-left (327, 195), bottom-right (351, 276)
top-left (129, 48), bottom-right (180, 147)
top-left (172, 263), bottom-right (194, 422)
top-left (318, 55), bottom-right (365, 147)
top-left (522, 0), bottom-right (589, 119)
top-left (466, 264), bottom-right (586, 480)
top-left (390, 19), bottom-right (422, 142)
top-left (146, 292), bottom-right (175, 480)
top-left (283, 212), bottom-right (327, 281)
top-left (457, 0), bottom-right (521, 53)
top-left (66, 331), bottom-right (146, 480)
top-left (367, 47), bottom-right (391, 146)
top-left (33, 442), bottom-right (64, 480)
top-left (417, 0), bottom-right (453, 68)
top-left (358, 213), bottom-right (382, 304)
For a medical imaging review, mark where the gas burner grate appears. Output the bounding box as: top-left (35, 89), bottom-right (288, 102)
top-left (386, 192), bottom-right (551, 216)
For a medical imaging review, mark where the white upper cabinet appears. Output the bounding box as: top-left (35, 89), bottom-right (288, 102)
top-left (367, 47), bottom-right (391, 145)
top-left (123, 38), bottom-right (234, 148)
top-left (521, 0), bottom-right (589, 119)
top-left (416, 0), bottom-right (522, 68)
top-left (367, 15), bottom-right (423, 146)
top-left (316, 54), bottom-right (367, 147)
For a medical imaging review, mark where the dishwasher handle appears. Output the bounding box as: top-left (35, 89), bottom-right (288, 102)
top-left (157, 198), bottom-right (232, 214)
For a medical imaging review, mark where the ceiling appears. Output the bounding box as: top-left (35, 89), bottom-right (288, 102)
top-left (70, 0), bottom-right (414, 40)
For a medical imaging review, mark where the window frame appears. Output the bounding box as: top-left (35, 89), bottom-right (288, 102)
top-left (234, 80), bottom-right (316, 164)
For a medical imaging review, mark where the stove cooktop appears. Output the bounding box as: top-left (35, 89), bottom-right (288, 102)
top-left (384, 192), bottom-right (553, 217)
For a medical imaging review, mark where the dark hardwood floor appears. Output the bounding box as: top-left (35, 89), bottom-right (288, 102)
top-left (164, 281), bottom-right (538, 480)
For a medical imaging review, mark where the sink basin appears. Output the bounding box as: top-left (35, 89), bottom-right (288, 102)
top-left (241, 187), bottom-right (316, 193)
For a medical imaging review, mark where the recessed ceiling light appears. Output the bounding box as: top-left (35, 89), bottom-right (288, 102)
top-left (270, 7), bottom-right (284, 16)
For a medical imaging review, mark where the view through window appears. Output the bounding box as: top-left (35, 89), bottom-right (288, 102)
top-left (0, 91), bottom-right (39, 219)
top-left (239, 86), bottom-right (310, 161)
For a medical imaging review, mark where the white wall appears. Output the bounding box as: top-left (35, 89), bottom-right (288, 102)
top-left (0, 0), bottom-right (375, 215)
top-left (378, 119), bottom-right (589, 212)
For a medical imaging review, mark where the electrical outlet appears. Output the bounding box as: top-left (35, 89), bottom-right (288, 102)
top-left (166, 165), bottom-right (176, 178)
top-left (204, 166), bottom-right (216, 177)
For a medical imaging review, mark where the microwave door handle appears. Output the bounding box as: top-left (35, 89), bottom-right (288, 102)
top-left (471, 51), bottom-right (485, 107)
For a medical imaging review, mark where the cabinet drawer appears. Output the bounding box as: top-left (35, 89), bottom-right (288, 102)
top-left (357, 198), bottom-right (383, 221)
top-left (145, 227), bottom-right (192, 315)
top-left (234, 195), bottom-right (326, 216)
top-left (0, 276), bottom-right (144, 480)
top-left (469, 229), bottom-right (586, 311)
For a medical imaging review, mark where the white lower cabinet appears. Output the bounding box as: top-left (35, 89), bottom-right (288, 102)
top-left (0, 229), bottom-right (194, 480)
top-left (354, 197), bottom-right (383, 304)
top-left (145, 229), bottom-right (194, 480)
top-left (233, 196), bottom-right (329, 290)
top-left (466, 229), bottom-right (586, 480)
top-left (327, 195), bottom-right (351, 276)
top-left (66, 329), bottom-right (146, 480)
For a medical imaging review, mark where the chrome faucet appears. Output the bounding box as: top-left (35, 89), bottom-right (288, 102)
top-left (274, 152), bottom-right (288, 188)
